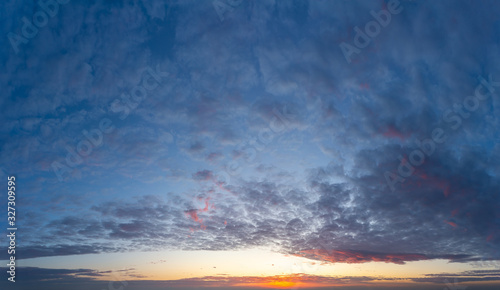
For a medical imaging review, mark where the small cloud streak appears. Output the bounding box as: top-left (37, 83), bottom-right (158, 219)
top-left (184, 197), bottom-right (214, 230)
top-left (297, 249), bottom-right (430, 265)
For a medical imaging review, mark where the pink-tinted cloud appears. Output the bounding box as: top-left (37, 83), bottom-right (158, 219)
top-left (193, 170), bottom-right (214, 181)
top-left (185, 209), bottom-right (202, 223)
top-left (184, 197), bottom-right (214, 230)
top-left (444, 220), bottom-right (458, 228)
top-left (206, 152), bottom-right (223, 162)
top-left (382, 125), bottom-right (409, 141)
top-left (415, 170), bottom-right (451, 197)
top-left (296, 249), bottom-right (430, 265)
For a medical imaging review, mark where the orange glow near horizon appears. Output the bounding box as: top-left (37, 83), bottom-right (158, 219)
top-left (266, 280), bottom-right (296, 289)
top-left (265, 276), bottom-right (298, 288)
top-left (234, 275), bottom-right (335, 289)
top-left (15, 248), bottom-right (477, 284)
top-left (233, 274), bottom-right (350, 289)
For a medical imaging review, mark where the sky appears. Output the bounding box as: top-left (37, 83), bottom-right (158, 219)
top-left (1, 0), bottom-right (500, 289)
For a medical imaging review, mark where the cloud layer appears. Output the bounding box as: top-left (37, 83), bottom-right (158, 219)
top-left (0, 0), bottom-right (499, 282)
